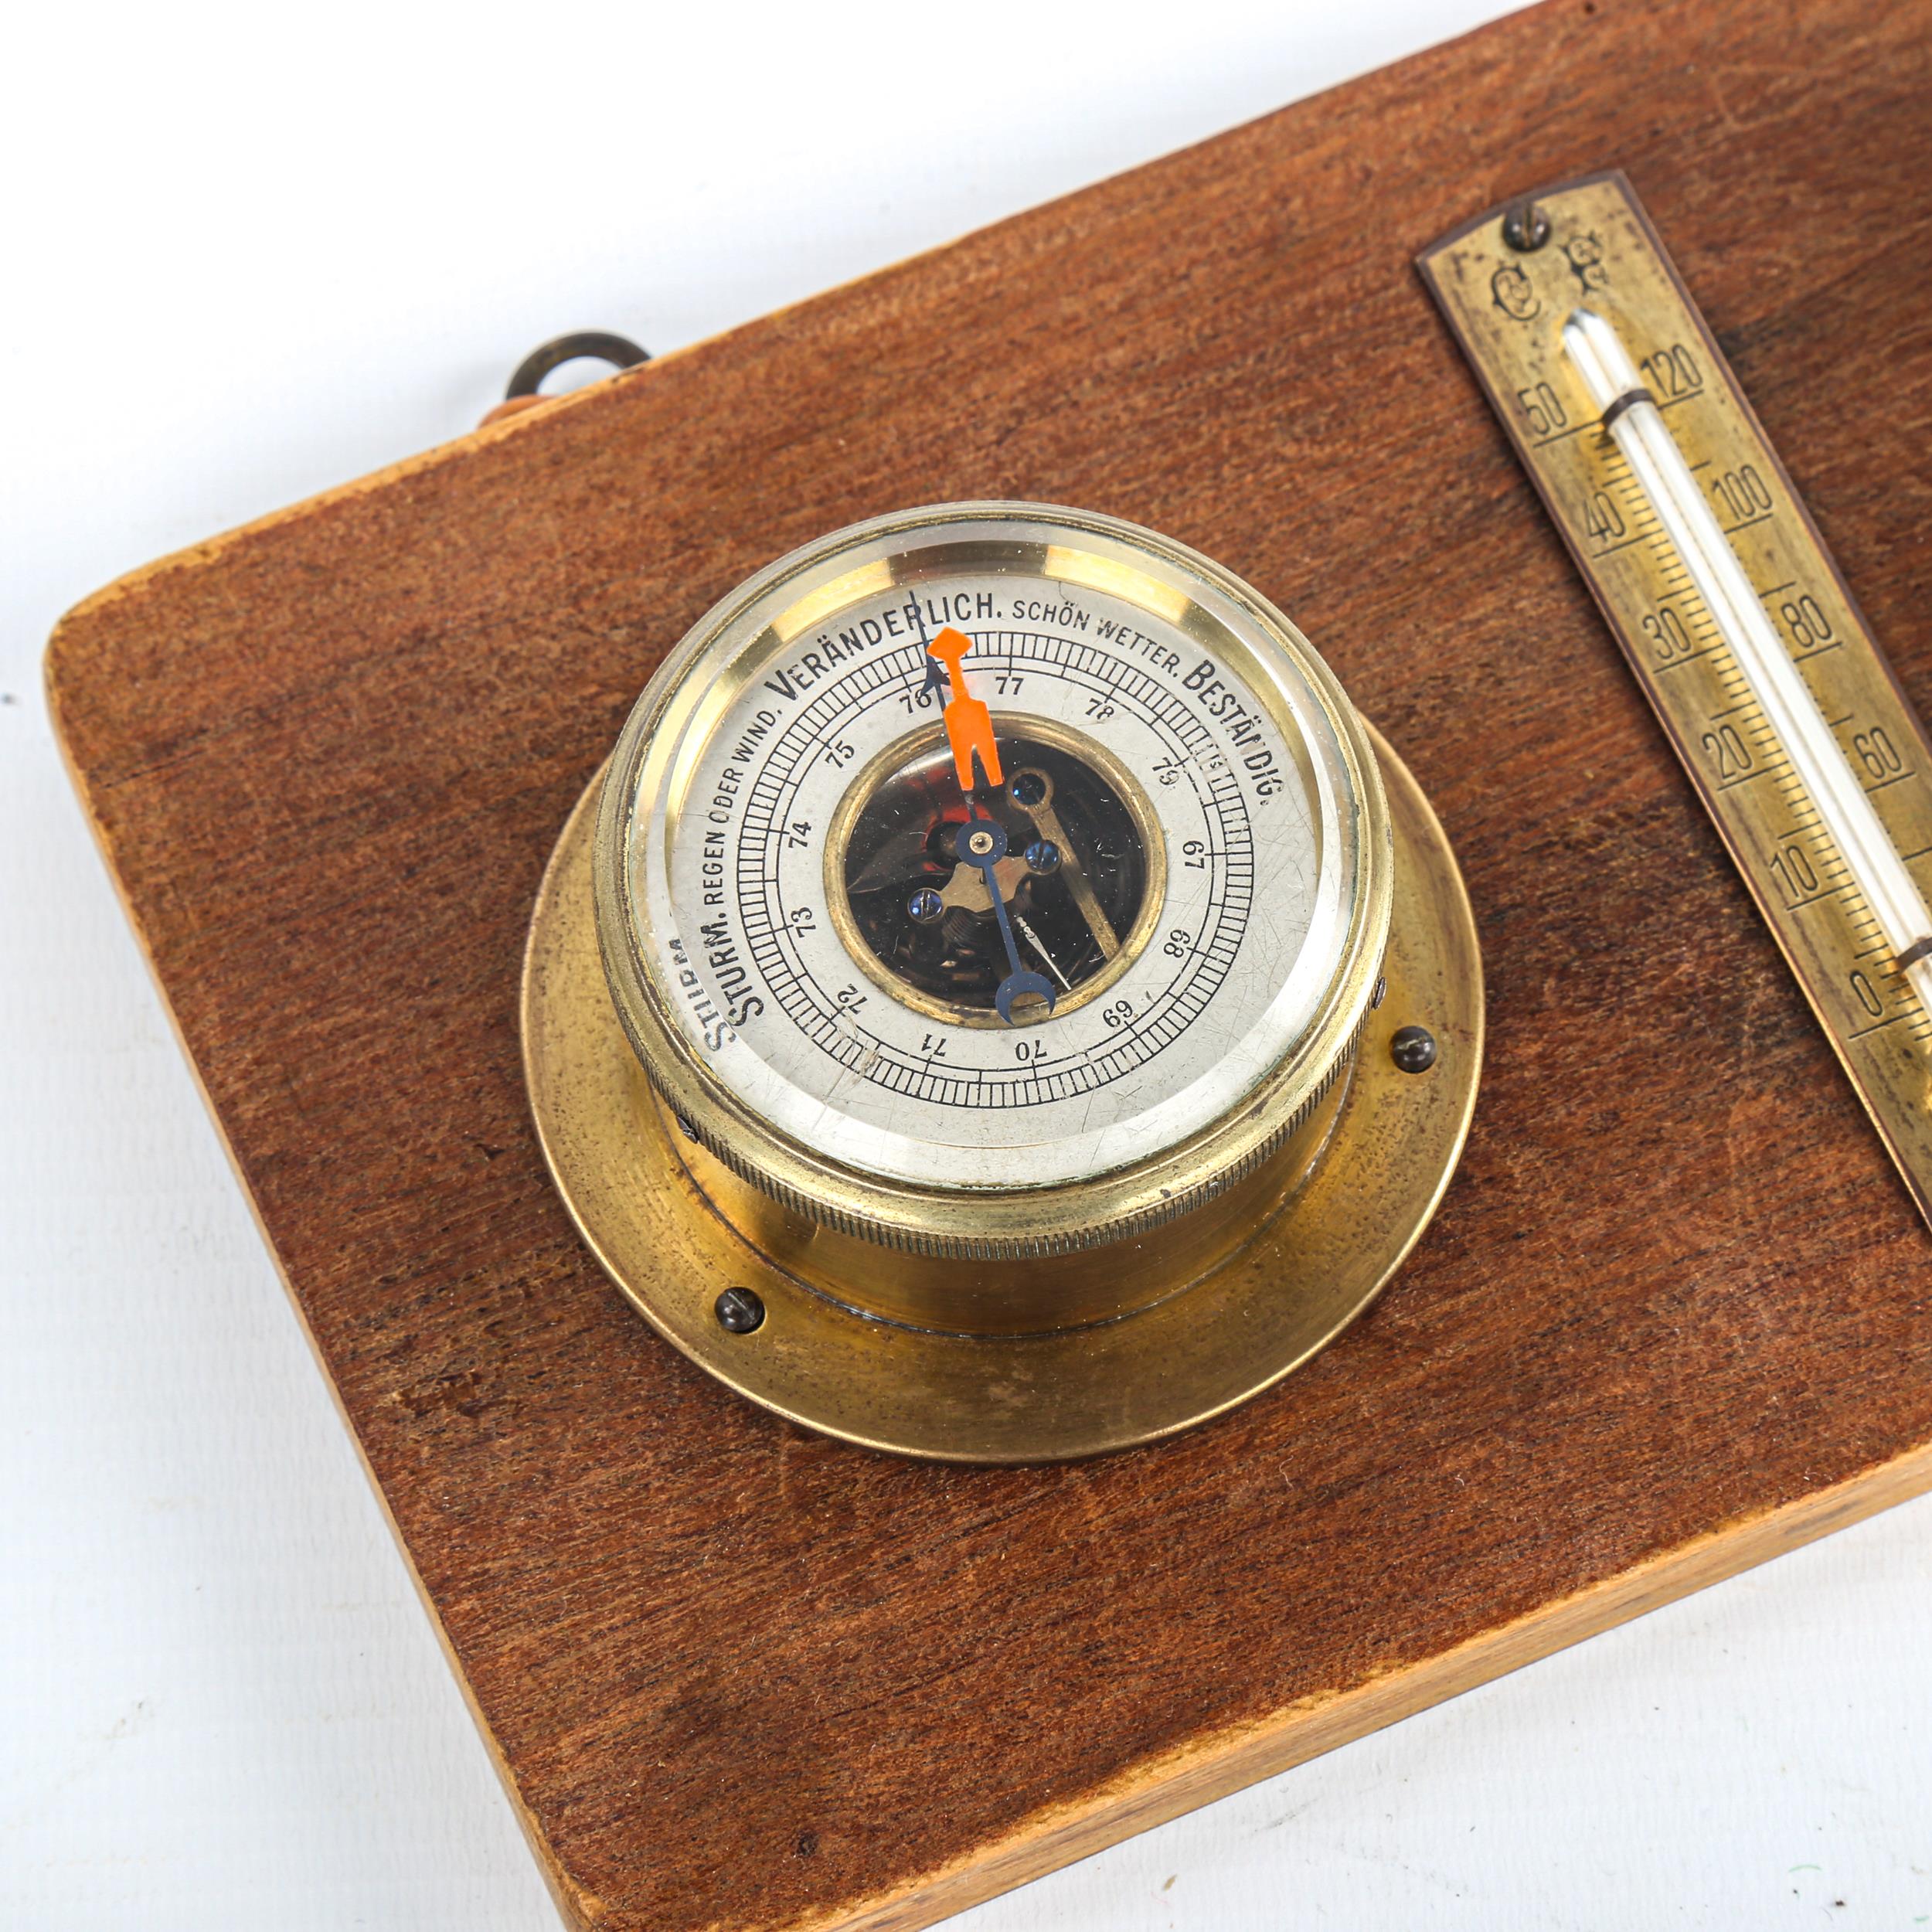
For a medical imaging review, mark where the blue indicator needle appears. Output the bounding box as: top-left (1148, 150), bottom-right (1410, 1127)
top-left (955, 814), bottom-right (1056, 1024)
top-left (906, 592), bottom-right (951, 701)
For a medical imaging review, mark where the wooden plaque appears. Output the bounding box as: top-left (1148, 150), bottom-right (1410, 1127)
top-left (47, 2), bottom-right (1932, 1926)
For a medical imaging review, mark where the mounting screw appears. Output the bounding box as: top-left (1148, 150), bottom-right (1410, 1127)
top-left (715, 1287), bottom-right (765, 1333)
top-left (907, 886), bottom-right (944, 923)
top-left (1009, 770), bottom-right (1048, 807)
top-left (1370, 974), bottom-right (1387, 1010)
top-left (1025, 838), bottom-right (1060, 874)
top-left (1389, 1025), bottom-right (1438, 1074)
top-left (1501, 199), bottom-right (1550, 252)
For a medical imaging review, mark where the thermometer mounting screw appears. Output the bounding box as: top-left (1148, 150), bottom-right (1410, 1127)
top-left (906, 886), bottom-right (944, 923)
top-left (1025, 838), bottom-right (1060, 874)
top-left (1501, 199), bottom-right (1550, 252)
top-left (714, 1287), bottom-right (766, 1334)
top-left (1389, 1025), bottom-right (1437, 1074)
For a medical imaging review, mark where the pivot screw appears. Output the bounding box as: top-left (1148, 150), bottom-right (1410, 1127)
top-left (715, 1287), bottom-right (765, 1333)
top-left (1501, 199), bottom-right (1550, 252)
top-left (907, 886), bottom-right (944, 923)
top-left (1389, 1025), bottom-right (1438, 1074)
top-left (1025, 838), bottom-right (1060, 874)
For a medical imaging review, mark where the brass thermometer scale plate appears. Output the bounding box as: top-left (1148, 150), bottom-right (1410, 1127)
top-left (1421, 171), bottom-right (1932, 1225)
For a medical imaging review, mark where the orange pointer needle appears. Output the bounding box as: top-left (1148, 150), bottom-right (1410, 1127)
top-left (926, 626), bottom-right (1002, 792)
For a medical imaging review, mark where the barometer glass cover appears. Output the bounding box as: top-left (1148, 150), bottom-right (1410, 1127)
top-left (593, 502), bottom-right (1391, 1255)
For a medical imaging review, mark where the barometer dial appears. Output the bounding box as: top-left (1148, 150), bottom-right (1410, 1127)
top-left (594, 502), bottom-right (1391, 1256)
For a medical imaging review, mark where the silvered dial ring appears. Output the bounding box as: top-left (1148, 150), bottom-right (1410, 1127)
top-left (593, 501), bottom-right (1391, 1258)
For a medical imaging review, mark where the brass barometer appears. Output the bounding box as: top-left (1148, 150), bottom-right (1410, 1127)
top-left (522, 502), bottom-right (1482, 1459)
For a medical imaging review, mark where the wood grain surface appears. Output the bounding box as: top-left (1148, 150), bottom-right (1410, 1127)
top-left (46, 1), bottom-right (1932, 1926)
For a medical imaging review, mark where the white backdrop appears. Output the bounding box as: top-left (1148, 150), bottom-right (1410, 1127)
top-left (4, 2), bottom-right (1930, 1927)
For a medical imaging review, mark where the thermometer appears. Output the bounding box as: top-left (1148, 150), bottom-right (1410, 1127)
top-left (1421, 172), bottom-right (1932, 1223)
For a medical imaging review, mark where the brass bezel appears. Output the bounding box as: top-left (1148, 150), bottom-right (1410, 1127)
top-left (821, 713), bottom-right (1168, 1030)
top-left (593, 502), bottom-right (1393, 1259)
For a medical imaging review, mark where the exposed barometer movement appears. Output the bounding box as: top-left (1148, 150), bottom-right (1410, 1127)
top-left (522, 503), bottom-right (1481, 1459)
